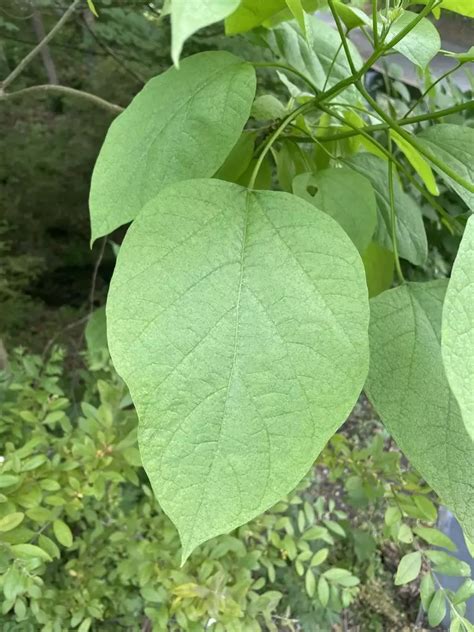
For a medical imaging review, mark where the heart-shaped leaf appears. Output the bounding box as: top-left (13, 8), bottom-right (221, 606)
top-left (107, 179), bottom-right (370, 561)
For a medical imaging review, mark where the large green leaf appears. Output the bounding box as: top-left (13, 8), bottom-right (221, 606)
top-left (442, 215), bottom-right (474, 439)
top-left (366, 281), bottom-right (474, 539)
top-left (170, 0), bottom-right (240, 65)
top-left (347, 154), bottom-right (428, 266)
top-left (292, 168), bottom-right (377, 253)
top-left (417, 124), bottom-right (474, 211)
top-left (262, 17), bottom-right (362, 98)
top-left (107, 179), bottom-right (370, 561)
top-left (385, 11), bottom-right (440, 68)
top-left (89, 52), bottom-right (256, 242)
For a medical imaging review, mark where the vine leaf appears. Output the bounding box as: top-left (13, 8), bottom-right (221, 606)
top-left (391, 131), bottom-right (439, 196)
top-left (107, 179), bottom-right (370, 562)
top-left (170, 0), bottom-right (240, 66)
top-left (347, 153), bottom-right (427, 266)
top-left (89, 52), bottom-right (256, 242)
top-left (442, 215), bottom-right (474, 439)
top-left (292, 168), bottom-right (377, 253)
top-left (417, 124), bottom-right (474, 211)
top-left (418, 0), bottom-right (474, 18)
top-left (366, 281), bottom-right (474, 540)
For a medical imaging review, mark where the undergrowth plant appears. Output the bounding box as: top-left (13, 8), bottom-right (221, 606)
top-left (1, 0), bottom-right (473, 629)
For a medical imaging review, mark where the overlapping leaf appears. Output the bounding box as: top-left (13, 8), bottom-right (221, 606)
top-left (385, 11), bottom-right (440, 68)
top-left (442, 215), bottom-right (474, 439)
top-left (170, 0), bottom-right (240, 65)
top-left (417, 124), bottom-right (474, 211)
top-left (89, 52), bottom-right (256, 241)
top-left (347, 153), bottom-right (428, 265)
top-left (293, 168), bottom-right (377, 253)
top-left (107, 179), bottom-right (370, 561)
top-left (366, 281), bottom-right (474, 540)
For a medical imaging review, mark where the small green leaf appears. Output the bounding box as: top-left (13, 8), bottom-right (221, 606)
top-left (0, 512), bottom-right (24, 532)
top-left (453, 579), bottom-right (474, 605)
top-left (251, 95), bottom-right (286, 121)
top-left (442, 215), bottom-right (474, 439)
top-left (318, 575), bottom-right (329, 606)
top-left (214, 132), bottom-right (256, 184)
top-left (414, 526), bottom-right (456, 552)
top-left (310, 548), bottom-right (329, 566)
top-left (0, 474), bottom-right (20, 488)
top-left (391, 131), bottom-right (439, 196)
top-left (170, 0), bottom-right (240, 65)
top-left (85, 306), bottom-right (108, 355)
top-left (394, 551), bottom-right (422, 585)
top-left (2, 566), bottom-right (27, 601)
top-left (86, 0), bottom-right (99, 17)
top-left (293, 168), bottom-right (377, 253)
top-left (420, 573), bottom-right (435, 611)
top-left (89, 52), bottom-right (256, 241)
top-left (384, 506), bottom-right (402, 526)
top-left (11, 543), bottom-right (52, 562)
top-left (397, 524), bottom-right (413, 544)
top-left (444, 45), bottom-right (474, 63)
top-left (426, 550), bottom-right (471, 577)
top-left (413, 495), bottom-right (437, 522)
top-left (333, 0), bottom-right (369, 30)
top-left (107, 179), bottom-right (370, 561)
top-left (53, 519), bottom-right (73, 548)
top-left (417, 0), bottom-right (474, 18)
top-left (305, 568), bottom-right (316, 597)
top-left (428, 590), bottom-right (446, 627)
top-left (38, 534), bottom-right (60, 559)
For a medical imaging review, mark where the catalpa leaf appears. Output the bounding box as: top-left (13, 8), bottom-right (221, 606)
top-left (89, 52), bottom-right (256, 242)
top-left (442, 215), bottom-right (474, 439)
top-left (293, 168), bottom-right (377, 253)
top-left (107, 179), bottom-right (370, 561)
top-left (417, 124), bottom-right (474, 211)
top-left (366, 281), bottom-right (474, 540)
top-left (170, 0), bottom-right (240, 65)
top-left (385, 11), bottom-right (440, 68)
top-left (347, 153), bottom-right (428, 266)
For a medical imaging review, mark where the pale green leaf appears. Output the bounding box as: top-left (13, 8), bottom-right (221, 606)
top-left (361, 242), bottom-right (394, 298)
top-left (397, 524), bottom-right (413, 543)
top-left (414, 526), bottom-right (456, 551)
top-left (385, 11), bottom-right (440, 68)
top-left (89, 52), bottom-right (256, 241)
top-left (285, 0), bottom-right (305, 33)
top-left (107, 179), bottom-right (370, 561)
top-left (442, 215), bottom-right (474, 439)
top-left (53, 519), bottom-right (73, 548)
top-left (293, 168), bottom-right (377, 253)
top-left (318, 575), bottom-right (329, 606)
top-left (420, 573), bottom-right (435, 611)
top-left (394, 551), bottom-right (422, 585)
top-left (251, 94), bottom-right (286, 121)
top-left (391, 130), bottom-right (439, 196)
top-left (445, 46), bottom-right (474, 63)
top-left (310, 548), bottom-right (329, 566)
top-left (226, 0), bottom-right (287, 33)
top-left (86, 0), bottom-right (99, 18)
top-left (0, 512), bottom-right (24, 532)
top-left (11, 543), bottom-right (52, 562)
top-left (262, 17), bottom-right (362, 98)
top-left (417, 124), bottom-right (474, 211)
top-left (416, 0), bottom-right (474, 18)
top-left (333, 0), bottom-right (370, 30)
top-left (428, 590), bottom-right (446, 627)
top-left (305, 568), bottom-right (316, 596)
top-left (347, 153), bottom-right (428, 265)
top-left (366, 281), bottom-right (474, 540)
top-left (171, 0), bottom-right (240, 65)
top-left (453, 579), bottom-right (474, 605)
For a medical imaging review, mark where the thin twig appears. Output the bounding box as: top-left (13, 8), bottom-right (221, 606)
top-left (0, 0), bottom-right (81, 93)
top-left (0, 84), bottom-right (124, 113)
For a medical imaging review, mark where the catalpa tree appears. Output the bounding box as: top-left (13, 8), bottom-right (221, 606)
top-left (83, 0), bottom-right (474, 564)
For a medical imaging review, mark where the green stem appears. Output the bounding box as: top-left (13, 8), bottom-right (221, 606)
top-left (327, 0), bottom-right (357, 75)
top-left (372, 0), bottom-right (379, 49)
top-left (403, 62), bottom-right (464, 119)
top-left (387, 135), bottom-right (405, 283)
top-left (357, 82), bottom-right (474, 194)
top-left (248, 101), bottom-right (313, 190)
top-left (251, 61), bottom-right (319, 95)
